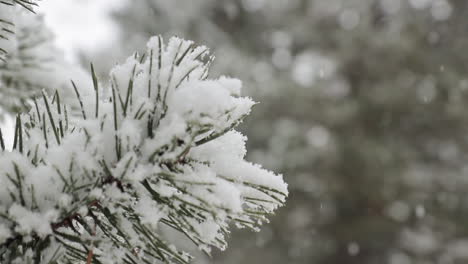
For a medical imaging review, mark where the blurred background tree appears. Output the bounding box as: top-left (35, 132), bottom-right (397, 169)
top-left (81, 0), bottom-right (468, 263)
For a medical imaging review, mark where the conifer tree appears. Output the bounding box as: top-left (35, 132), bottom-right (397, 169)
top-left (0, 3), bottom-right (287, 264)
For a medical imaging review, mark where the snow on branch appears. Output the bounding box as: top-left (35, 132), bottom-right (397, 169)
top-left (0, 36), bottom-right (288, 263)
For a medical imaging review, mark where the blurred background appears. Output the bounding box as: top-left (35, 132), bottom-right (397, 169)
top-left (37, 0), bottom-right (468, 263)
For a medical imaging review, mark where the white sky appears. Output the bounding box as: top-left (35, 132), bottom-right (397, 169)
top-left (38, 0), bottom-right (127, 61)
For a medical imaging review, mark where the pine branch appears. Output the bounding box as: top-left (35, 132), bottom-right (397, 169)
top-left (0, 36), bottom-right (288, 264)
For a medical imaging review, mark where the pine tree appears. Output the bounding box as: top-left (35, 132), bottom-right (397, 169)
top-left (0, 4), bottom-right (287, 264)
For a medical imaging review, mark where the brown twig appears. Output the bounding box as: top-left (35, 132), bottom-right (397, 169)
top-left (86, 249), bottom-right (94, 264)
top-left (86, 216), bottom-right (97, 264)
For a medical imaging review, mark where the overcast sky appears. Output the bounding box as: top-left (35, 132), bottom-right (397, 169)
top-left (38, 0), bottom-right (127, 61)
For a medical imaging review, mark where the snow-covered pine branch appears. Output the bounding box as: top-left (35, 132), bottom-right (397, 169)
top-left (0, 36), bottom-right (288, 263)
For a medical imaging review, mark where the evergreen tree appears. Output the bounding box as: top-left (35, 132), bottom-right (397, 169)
top-left (0, 3), bottom-right (287, 264)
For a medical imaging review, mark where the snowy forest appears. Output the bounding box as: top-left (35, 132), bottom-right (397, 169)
top-left (0, 0), bottom-right (467, 264)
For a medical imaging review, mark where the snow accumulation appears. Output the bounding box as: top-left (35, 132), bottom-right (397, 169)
top-left (0, 36), bottom-right (288, 263)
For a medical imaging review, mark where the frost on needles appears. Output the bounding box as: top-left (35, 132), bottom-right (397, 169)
top-left (0, 36), bottom-right (288, 263)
